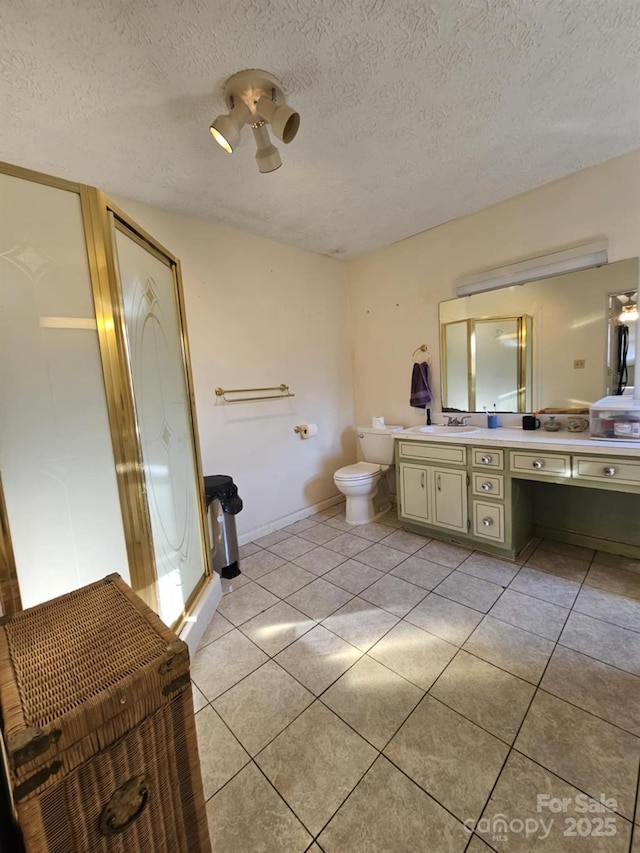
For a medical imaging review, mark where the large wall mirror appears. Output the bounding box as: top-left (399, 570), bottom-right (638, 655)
top-left (439, 258), bottom-right (638, 412)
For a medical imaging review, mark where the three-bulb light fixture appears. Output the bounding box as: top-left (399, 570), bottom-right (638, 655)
top-left (210, 70), bottom-right (300, 173)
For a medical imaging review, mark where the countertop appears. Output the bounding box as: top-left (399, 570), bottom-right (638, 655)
top-left (394, 426), bottom-right (640, 456)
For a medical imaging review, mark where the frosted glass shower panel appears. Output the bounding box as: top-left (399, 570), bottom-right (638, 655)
top-left (115, 226), bottom-right (207, 626)
top-left (0, 174), bottom-right (129, 608)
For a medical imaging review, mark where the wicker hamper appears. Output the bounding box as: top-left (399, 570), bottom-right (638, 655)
top-left (0, 574), bottom-right (211, 853)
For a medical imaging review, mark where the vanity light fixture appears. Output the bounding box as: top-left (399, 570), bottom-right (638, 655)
top-left (456, 239), bottom-right (609, 297)
top-left (210, 70), bottom-right (300, 173)
top-left (620, 303), bottom-right (639, 323)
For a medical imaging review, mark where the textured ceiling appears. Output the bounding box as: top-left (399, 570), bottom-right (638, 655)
top-left (1, 0), bottom-right (640, 259)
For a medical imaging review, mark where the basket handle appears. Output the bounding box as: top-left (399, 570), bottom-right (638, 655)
top-left (99, 775), bottom-right (150, 836)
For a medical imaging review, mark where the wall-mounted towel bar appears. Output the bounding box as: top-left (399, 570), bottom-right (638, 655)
top-left (215, 384), bottom-right (295, 403)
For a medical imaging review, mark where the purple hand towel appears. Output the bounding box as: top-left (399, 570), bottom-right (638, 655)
top-left (410, 362), bottom-right (432, 408)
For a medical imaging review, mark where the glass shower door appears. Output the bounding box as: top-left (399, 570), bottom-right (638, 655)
top-left (113, 220), bottom-right (208, 627)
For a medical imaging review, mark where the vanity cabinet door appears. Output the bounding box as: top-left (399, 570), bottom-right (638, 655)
top-left (432, 467), bottom-right (468, 532)
top-left (399, 463), bottom-right (431, 523)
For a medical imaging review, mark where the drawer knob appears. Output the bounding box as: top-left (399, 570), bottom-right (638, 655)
top-left (481, 481), bottom-right (493, 492)
top-left (532, 459), bottom-right (545, 469)
top-left (482, 517), bottom-right (494, 527)
top-left (603, 466), bottom-right (617, 477)
top-left (480, 455), bottom-right (493, 464)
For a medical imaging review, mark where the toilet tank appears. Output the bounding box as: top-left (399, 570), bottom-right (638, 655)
top-left (357, 425), bottom-right (404, 464)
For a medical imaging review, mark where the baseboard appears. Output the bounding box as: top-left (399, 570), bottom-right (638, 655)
top-left (179, 573), bottom-right (222, 657)
top-left (238, 494), bottom-right (345, 546)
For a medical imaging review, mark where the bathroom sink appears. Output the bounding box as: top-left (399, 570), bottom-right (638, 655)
top-left (410, 425), bottom-right (480, 435)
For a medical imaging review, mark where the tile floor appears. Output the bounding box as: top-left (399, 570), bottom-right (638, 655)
top-left (191, 503), bottom-right (640, 852)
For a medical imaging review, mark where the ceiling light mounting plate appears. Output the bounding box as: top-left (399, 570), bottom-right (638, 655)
top-left (224, 69), bottom-right (285, 116)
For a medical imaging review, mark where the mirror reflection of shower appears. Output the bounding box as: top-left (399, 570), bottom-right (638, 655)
top-left (608, 290), bottom-right (637, 395)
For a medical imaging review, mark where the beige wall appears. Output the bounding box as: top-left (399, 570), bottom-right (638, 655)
top-left (348, 149), bottom-right (640, 427)
top-left (112, 197), bottom-right (354, 541)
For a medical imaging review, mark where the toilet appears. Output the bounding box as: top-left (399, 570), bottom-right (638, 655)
top-left (333, 425), bottom-right (404, 525)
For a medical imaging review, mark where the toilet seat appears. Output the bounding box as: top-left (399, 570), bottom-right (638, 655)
top-left (334, 462), bottom-right (384, 481)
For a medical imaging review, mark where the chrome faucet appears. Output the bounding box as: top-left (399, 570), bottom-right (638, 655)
top-left (447, 416), bottom-right (469, 427)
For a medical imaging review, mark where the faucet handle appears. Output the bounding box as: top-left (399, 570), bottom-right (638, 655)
top-left (460, 417), bottom-right (469, 427)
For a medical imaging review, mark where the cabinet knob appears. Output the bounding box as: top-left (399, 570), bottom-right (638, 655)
top-left (603, 466), bottom-right (617, 477)
top-left (482, 517), bottom-right (494, 527)
top-left (532, 459), bottom-right (545, 469)
top-left (480, 455), bottom-right (492, 464)
top-left (481, 481), bottom-right (493, 492)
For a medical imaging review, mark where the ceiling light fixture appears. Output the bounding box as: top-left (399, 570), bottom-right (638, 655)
top-left (210, 70), bottom-right (300, 173)
top-left (456, 239), bottom-right (609, 297)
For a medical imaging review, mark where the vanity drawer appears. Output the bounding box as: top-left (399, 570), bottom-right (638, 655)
top-left (472, 473), bottom-right (505, 499)
top-left (572, 456), bottom-right (640, 487)
top-left (510, 451), bottom-right (571, 478)
top-left (473, 501), bottom-right (505, 543)
top-left (472, 448), bottom-right (504, 470)
top-left (397, 441), bottom-right (466, 465)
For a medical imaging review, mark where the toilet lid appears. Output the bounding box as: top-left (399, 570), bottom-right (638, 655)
top-left (334, 462), bottom-right (381, 480)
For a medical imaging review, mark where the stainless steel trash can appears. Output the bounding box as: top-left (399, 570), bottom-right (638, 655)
top-left (203, 475), bottom-right (243, 579)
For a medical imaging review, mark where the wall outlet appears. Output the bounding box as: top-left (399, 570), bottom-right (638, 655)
top-left (573, 359), bottom-right (586, 369)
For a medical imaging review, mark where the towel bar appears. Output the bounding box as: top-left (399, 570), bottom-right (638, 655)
top-left (215, 384), bottom-right (295, 403)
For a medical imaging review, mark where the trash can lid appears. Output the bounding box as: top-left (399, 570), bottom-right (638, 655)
top-left (203, 475), bottom-right (243, 514)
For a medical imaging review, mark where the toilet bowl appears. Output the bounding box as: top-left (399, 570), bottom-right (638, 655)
top-left (333, 425), bottom-right (403, 525)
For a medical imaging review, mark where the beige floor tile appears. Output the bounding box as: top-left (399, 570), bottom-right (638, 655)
top-left (310, 505), bottom-right (344, 521)
top-left (267, 535), bottom-right (317, 560)
top-left (489, 588), bottom-right (569, 641)
top-left (192, 681), bottom-right (208, 713)
top-left (219, 572), bottom-right (251, 594)
top-left (463, 616), bottom-right (554, 684)
top-left (238, 540), bottom-right (262, 558)
top-left (541, 646), bottom-right (640, 737)
top-left (195, 705), bottom-right (249, 799)
top-left (324, 516), bottom-right (354, 533)
top-left (430, 650), bottom-right (535, 743)
top-left (256, 562), bottom-right (315, 598)
top-left (197, 610), bottom-right (234, 649)
top-left (559, 611), bottom-right (640, 676)
top-left (254, 529), bottom-right (291, 548)
top-left (292, 545), bottom-right (347, 574)
top-left (509, 566), bottom-right (580, 608)
top-left (593, 551), bottom-right (640, 575)
top-left (206, 762), bottom-right (312, 852)
top-left (322, 559), bottom-right (384, 593)
top-left (524, 548), bottom-right (590, 581)
top-left (414, 539), bottom-right (472, 568)
top-left (275, 624), bottom-right (362, 695)
top-left (240, 549), bottom-right (287, 580)
top-left (368, 620), bottom-right (457, 690)
top-left (573, 585), bottom-right (640, 633)
top-left (216, 580), bottom-right (280, 626)
top-left (391, 555), bottom-right (453, 589)
top-left (296, 523), bottom-right (343, 545)
top-left (405, 593), bottom-right (483, 645)
top-left (351, 521), bottom-right (395, 542)
top-left (256, 702), bottom-right (377, 836)
top-left (434, 571), bottom-right (503, 613)
top-left (191, 629), bottom-right (268, 700)
top-left (322, 655), bottom-right (423, 749)
top-left (283, 518), bottom-right (317, 534)
top-left (479, 751), bottom-right (632, 852)
top-left (537, 538), bottom-right (595, 562)
top-left (325, 532), bottom-right (372, 556)
top-left (515, 690), bottom-right (640, 820)
top-left (318, 756), bottom-right (470, 853)
top-left (286, 577), bottom-right (353, 620)
top-left (354, 542), bottom-right (408, 571)
top-left (585, 563), bottom-right (640, 601)
top-left (385, 695), bottom-right (508, 822)
top-left (359, 573), bottom-right (427, 616)
top-left (457, 552), bottom-right (520, 586)
top-left (378, 527), bottom-right (431, 554)
top-left (322, 596), bottom-right (399, 651)
top-left (377, 508), bottom-right (405, 528)
top-left (239, 600), bottom-right (316, 656)
top-left (213, 661), bottom-right (314, 756)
